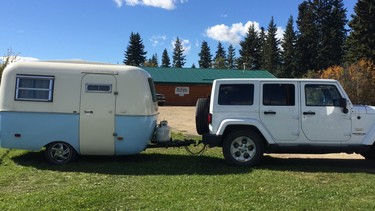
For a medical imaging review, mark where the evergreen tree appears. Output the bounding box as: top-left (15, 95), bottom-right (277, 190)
top-left (123, 32), bottom-right (147, 67)
top-left (161, 48), bottom-right (171, 68)
top-left (259, 27), bottom-right (267, 69)
top-left (316, 0), bottom-right (347, 68)
top-left (345, 0), bottom-right (375, 63)
top-left (296, 1), bottom-right (319, 74)
top-left (296, 0), bottom-right (347, 74)
top-left (172, 37), bottom-right (186, 68)
top-left (263, 17), bottom-right (281, 76)
top-left (150, 53), bottom-right (158, 67)
top-left (213, 42), bottom-right (227, 69)
top-left (238, 24), bottom-right (261, 70)
top-left (227, 44), bottom-right (236, 69)
top-left (280, 16), bottom-right (298, 78)
top-left (191, 63), bottom-right (196, 68)
top-left (198, 40), bottom-right (212, 68)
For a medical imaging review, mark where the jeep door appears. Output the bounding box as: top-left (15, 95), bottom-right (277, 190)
top-left (260, 82), bottom-right (299, 141)
top-left (301, 82), bottom-right (351, 142)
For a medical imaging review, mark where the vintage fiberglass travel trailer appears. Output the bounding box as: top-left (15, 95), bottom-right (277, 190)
top-left (0, 61), bottom-right (160, 164)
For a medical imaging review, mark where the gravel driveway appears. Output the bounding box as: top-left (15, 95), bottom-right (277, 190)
top-left (158, 106), bottom-right (364, 159)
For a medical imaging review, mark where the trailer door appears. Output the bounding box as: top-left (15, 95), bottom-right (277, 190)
top-left (80, 74), bottom-right (117, 155)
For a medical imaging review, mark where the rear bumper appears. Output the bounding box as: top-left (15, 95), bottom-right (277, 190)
top-left (202, 133), bottom-right (222, 147)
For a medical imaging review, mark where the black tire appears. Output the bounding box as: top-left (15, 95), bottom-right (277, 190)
top-left (45, 142), bottom-right (77, 164)
top-left (195, 98), bottom-right (210, 135)
top-left (360, 146), bottom-right (375, 160)
top-left (222, 130), bottom-right (264, 167)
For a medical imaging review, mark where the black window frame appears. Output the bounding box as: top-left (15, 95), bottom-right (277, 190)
top-left (218, 84), bottom-right (254, 106)
top-left (262, 83), bottom-right (295, 106)
top-left (305, 84), bottom-right (342, 107)
top-left (85, 84), bottom-right (113, 93)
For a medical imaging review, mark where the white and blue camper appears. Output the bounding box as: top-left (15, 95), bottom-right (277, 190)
top-left (0, 61), bottom-right (162, 164)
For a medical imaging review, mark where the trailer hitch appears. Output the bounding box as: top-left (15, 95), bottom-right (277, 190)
top-left (147, 139), bottom-right (207, 155)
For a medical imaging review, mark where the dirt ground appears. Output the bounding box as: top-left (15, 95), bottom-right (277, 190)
top-left (158, 106), bottom-right (364, 160)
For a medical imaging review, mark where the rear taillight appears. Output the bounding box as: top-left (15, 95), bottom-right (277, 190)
top-left (208, 113), bottom-right (212, 124)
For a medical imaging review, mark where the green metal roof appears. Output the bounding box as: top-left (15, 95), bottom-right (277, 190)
top-left (143, 67), bottom-right (275, 84)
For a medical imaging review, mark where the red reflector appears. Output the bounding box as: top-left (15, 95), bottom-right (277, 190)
top-left (208, 113), bottom-right (212, 124)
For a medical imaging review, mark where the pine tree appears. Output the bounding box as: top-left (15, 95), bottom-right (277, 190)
top-left (213, 42), bottom-right (226, 69)
top-left (151, 53), bottom-right (158, 67)
top-left (161, 48), bottom-right (171, 68)
top-left (280, 16), bottom-right (298, 78)
top-left (123, 32), bottom-right (147, 67)
top-left (263, 17), bottom-right (281, 76)
top-left (297, 0), bottom-right (347, 74)
top-left (238, 24), bottom-right (261, 70)
top-left (345, 0), bottom-right (375, 63)
top-left (227, 44), bottom-right (236, 69)
top-left (172, 37), bottom-right (186, 68)
top-left (316, 0), bottom-right (347, 68)
top-left (198, 41), bottom-right (212, 68)
top-left (259, 27), bottom-right (267, 69)
top-left (296, 1), bottom-right (319, 74)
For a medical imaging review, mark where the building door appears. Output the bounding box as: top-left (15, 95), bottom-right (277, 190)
top-left (80, 74), bottom-right (116, 155)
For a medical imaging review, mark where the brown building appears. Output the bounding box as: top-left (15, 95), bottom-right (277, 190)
top-left (144, 67), bottom-right (275, 106)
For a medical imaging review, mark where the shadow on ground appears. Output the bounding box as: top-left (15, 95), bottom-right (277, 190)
top-left (11, 151), bottom-right (375, 175)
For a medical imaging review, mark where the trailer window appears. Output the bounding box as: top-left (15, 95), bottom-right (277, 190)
top-left (86, 84), bottom-right (112, 93)
top-left (15, 75), bottom-right (54, 102)
top-left (148, 78), bottom-right (157, 102)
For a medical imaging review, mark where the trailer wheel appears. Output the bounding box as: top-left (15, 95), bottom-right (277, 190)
top-left (195, 98), bottom-right (210, 135)
top-left (222, 130), bottom-right (264, 167)
top-left (45, 142), bottom-right (77, 164)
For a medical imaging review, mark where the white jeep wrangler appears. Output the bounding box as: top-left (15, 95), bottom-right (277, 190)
top-left (195, 78), bottom-right (375, 166)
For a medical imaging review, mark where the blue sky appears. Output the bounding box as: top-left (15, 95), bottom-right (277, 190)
top-left (1, 0), bottom-right (356, 67)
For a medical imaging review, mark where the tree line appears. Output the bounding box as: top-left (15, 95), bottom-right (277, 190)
top-left (124, 0), bottom-right (375, 79)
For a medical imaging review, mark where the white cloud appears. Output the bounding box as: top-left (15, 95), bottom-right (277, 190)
top-left (114, 0), bottom-right (187, 10)
top-left (276, 26), bottom-right (284, 41)
top-left (0, 56), bottom-right (39, 64)
top-left (171, 38), bottom-right (191, 55)
top-left (205, 21), bottom-right (261, 46)
top-left (113, 0), bottom-right (123, 7)
top-left (150, 34), bottom-right (167, 47)
top-left (206, 21), bottom-right (285, 46)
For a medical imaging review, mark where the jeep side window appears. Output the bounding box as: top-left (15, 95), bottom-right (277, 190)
top-left (305, 84), bottom-right (342, 106)
top-left (263, 84), bottom-right (295, 106)
top-left (218, 84), bottom-right (254, 105)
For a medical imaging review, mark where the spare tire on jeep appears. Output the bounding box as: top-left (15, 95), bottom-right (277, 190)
top-left (195, 98), bottom-right (210, 135)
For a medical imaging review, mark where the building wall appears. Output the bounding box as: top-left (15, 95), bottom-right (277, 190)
top-left (155, 83), bottom-right (212, 106)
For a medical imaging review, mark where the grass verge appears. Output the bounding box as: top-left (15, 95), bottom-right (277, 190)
top-left (0, 133), bottom-right (374, 210)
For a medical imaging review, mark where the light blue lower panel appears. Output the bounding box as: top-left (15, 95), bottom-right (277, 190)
top-left (0, 112), bottom-right (79, 152)
top-left (115, 115), bottom-right (157, 155)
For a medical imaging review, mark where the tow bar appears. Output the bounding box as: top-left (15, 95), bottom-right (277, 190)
top-left (147, 139), bottom-right (207, 156)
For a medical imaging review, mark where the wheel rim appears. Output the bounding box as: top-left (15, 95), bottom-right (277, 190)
top-left (49, 143), bottom-right (71, 163)
top-left (230, 136), bottom-right (256, 162)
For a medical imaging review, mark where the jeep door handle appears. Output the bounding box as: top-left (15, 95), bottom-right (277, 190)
top-left (303, 111), bottom-right (315, 115)
top-left (264, 111), bottom-right (276, 115)
top-left (84, 110), bottom-right (94, 114)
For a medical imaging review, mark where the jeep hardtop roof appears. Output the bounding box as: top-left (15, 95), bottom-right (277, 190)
top-left (214, 78), bottom-right (338, 83)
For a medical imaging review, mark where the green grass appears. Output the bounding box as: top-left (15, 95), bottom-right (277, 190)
top-left (1, 134), bottom-right (375, 210)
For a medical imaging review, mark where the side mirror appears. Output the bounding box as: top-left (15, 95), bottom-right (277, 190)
top-left (339, 98), bottom-right (349, 114)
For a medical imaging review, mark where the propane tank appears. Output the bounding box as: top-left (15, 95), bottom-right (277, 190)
top-left (156, 120), bottom-right (171, 143)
